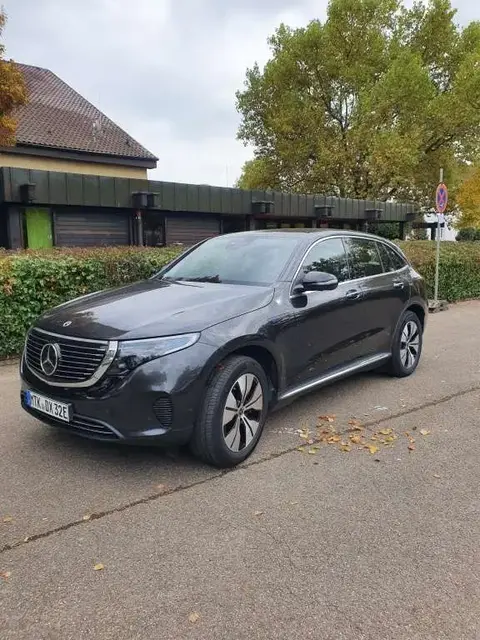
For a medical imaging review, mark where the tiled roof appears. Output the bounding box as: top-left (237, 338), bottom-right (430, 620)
top-left (13, 63), bottom-right (158, 163)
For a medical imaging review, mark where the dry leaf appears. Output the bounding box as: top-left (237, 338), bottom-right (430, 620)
top-left (408, 444), bottom-right (416, 452)
top-left (23, 536), bottom-right (29, 543)
top-left (319, 415), bottom-right (336, 423)
top-left (188, 612), bottom-right (201, 624)
top-left (82, 514), bottom-right (91, 521)
top-left (3, 516), bottom-right (13, 523)
top-left (254, 511), bottom-right (264, 517)
top-left (289, 501), bottom-right (299, 506)
top-left (308, 448), bottom-right (317, 455)
top-left (155, 484), bottom-right (167, 493)
top-left (93, 563), bottom-right (105, 571)
top-left (349, 434), bottom-right (363, 444)
top-left (307, 439), bottom-right (315, 445)
top-left (420, 429), bottom-right (431, 436)
top-left (340, 444), bottom-right (352, 452)
top-left (433, 474), bottom-right (441, 479)
top-left (365, 444), bottom-right (379, 455)
top-left (297, 447), bottom-right (305, 452)
top-left (0, 571), bottom-right (12, 580)
top-left (379, 429), bottom-right (393, 436)
top-left (327, 435), bottom-right (341, 444)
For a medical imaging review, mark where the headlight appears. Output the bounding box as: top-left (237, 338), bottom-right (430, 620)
top-left (108, 333), bottom-right (200, 375)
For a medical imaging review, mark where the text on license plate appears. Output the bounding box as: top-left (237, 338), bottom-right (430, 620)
top-left (25, 391), bottom-right (71, 423)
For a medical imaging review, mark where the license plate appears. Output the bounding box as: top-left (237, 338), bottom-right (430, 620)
top-left (25, 390), bottom-right (72, 423)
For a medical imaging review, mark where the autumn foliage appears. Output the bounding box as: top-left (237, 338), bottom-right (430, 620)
top-left (0, 11), bottom-right (27, 146)
top-left (457, 167), bottom-right (480, 230)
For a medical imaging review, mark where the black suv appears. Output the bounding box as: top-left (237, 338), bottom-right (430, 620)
top-left (20, 230), bottom-right (427, 468)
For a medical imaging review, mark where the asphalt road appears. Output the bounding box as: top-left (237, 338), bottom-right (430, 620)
top-left (1, 301), bottom-right (479, 639)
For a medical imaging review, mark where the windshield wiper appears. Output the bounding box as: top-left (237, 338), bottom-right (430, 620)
top-left (183, 275), bottom-right (222, 283)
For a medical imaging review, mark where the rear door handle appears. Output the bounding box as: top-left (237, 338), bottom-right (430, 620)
top-left (346, 289), bottom-right (361, 300)
top-left (393, 281), bottom-right (405, 289)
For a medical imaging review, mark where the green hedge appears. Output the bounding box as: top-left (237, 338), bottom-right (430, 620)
top-left (0, 247), bottom-right (183, 359)
top-left (1, 241), bottom-right (479, 359)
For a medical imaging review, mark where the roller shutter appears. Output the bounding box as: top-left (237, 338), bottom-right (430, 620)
top-left (166, 215), bottom-right (220, 245)
top-left (54, 210), bottom-right (130, 247)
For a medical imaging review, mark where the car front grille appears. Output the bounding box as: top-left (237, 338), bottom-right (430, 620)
top-left (25, 328), bottom-right (113, 386)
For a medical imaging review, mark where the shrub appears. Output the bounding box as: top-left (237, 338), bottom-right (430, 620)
top-left (398, 241), bottom-right (480, 302)
top-left (1, 241), bottom-right (479, 359)
top-left (0, 246), bottom-right (183, 358)
top-left (456, 228), bottom-right (480, 242)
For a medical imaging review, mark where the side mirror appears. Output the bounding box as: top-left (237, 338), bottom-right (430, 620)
top-left (293, 271), bottom-right (339, 295)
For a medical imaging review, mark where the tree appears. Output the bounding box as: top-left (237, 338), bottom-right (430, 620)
top-left (236, 0), bottom-right (480, 206)
top-left (0, 10), bottom-right (27, 146)
top-left (456, 167), bottom-right (480, 229)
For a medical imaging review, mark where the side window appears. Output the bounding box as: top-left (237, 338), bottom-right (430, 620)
top-left (347, 238), bottom-right (383, 279)
top-left (377, 242), bottom-right (408, 272)
top-left (301, 238), bottom-right (350, 283)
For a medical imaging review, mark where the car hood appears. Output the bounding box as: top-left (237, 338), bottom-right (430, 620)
top-left (35, 279), bottom-right (275, 341)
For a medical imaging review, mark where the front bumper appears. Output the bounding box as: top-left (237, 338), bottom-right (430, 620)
top-left (20, 340), bottom-right (218, 446)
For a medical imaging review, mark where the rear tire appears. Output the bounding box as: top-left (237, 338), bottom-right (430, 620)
top-left (387, 310), bottom-right (423, 378)
top-left (190, 355), bottom-right (269, 468)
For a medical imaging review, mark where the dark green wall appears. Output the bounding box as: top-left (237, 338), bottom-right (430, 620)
top-left (0, 167), bottom-right (416, 222)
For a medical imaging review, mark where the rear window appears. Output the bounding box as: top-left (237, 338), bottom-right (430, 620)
top-left (377, 242), bottom-right (408, 272)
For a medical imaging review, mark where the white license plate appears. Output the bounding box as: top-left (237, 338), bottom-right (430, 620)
top-left (25, 391), bottom-right (72, 423)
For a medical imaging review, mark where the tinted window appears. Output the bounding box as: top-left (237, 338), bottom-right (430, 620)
top-left (301, 238), bottom-right (349, 283)
top-left (159, 234), bottom-right (301, 286)
top-left (347, 238), bottom-right (383, 279)
top-left (377, 242), bottom-right (407, 272)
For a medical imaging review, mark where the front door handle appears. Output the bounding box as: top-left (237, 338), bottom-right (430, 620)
top-left (346, 289), bottom-right (361, 300)
top-left (393, 281), bottom-right (405, 289)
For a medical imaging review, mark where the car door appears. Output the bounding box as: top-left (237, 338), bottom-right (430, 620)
top-left (286, 237), bottom-right (368, 388)
top-left (344, 237), bottom-right (411, 356)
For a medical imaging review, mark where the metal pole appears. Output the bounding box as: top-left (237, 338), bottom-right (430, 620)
top-left (433, 168), bottom-right (443, 303)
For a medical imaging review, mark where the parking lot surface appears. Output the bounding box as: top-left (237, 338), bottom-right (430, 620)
top-left (1, 302), bottom-right (479, 639)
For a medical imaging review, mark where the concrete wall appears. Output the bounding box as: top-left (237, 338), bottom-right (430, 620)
top-left (0, 152), bottom-right (147, 179)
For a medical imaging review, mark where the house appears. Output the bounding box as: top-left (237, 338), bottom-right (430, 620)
top-left (0, 64), bottom-right (416, 250)
top-left (3, 63), bottom-right (158, 179)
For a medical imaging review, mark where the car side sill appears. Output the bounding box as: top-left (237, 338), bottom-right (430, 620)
top-left (278, 353), bottom-right (391, 402)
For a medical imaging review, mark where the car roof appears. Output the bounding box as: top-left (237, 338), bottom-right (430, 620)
top-left (232, 229), bottom-right (392, 243)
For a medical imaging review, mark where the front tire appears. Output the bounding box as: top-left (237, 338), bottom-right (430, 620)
top-left (191, 355), bottom-right (269, 468)
top-left (387, 310), bottom-right (423, 378)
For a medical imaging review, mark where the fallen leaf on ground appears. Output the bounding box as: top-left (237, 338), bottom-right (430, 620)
top-left (155, 484), bottom-right (167, 493)
top-left (1, 571), bottom-right (12, 580)
top-left (308, 448), bottom-right (317, 455)
top-left (379, 429), bottom-right (393, 436)
top-left (307, 439), bottom-right (315, 445)
top-left (289, 501), bottom-right (299, 506)
top-left (82, 514), bottom-right (91, 521)
top-left (23, 536), bottom-right (29, 543)
top-left (3, 516), bottom-right (13, 523)
top-left (408, 444), bottom-right (416, 452)
top-left (349, 435), bottom-right (364, 444)
top-left (327, 435), bottom-right (341, 444)
top-left (420, 429), bottom-right (431, 436)
top-left (433, 474), bottom-right (441, 479)
top-left (297, 447), bottom-right (305, 452)
top-left (188, 612), bottom-right (201, 624)
top-left (365, 444), bottom-right (379, 455)
top-left (318, 415), bottom-right (336, 423)
top-left (254, 511), bottom-right (264, 517)
top-left (93, 563), bottom-right (105, 571)
top-left (340, 444), bottom-right (352, 452)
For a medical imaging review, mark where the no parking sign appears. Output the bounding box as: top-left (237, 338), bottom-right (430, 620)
top-left (436, 183), bottom-right (448, 214)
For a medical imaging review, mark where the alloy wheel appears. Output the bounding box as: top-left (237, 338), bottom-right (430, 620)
top-left (400, 320), bottom-right (420, 369)
top-left (222, 373), bottom-right (264, 452)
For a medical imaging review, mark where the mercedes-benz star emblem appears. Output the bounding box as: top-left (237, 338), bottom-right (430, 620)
top-left (40, 343), bottom-right (61, 376)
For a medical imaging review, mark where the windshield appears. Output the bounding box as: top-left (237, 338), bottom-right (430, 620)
top-left (159, 234), bottom-right (300, 286)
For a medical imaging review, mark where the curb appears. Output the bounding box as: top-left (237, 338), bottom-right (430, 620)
top-left (0, 358), bottom-right (19, 368)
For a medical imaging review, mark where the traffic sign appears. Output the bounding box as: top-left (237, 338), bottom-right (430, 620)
top-left (436, 183), bottom-right (448, 214)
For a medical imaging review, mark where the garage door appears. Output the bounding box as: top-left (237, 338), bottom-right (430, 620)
top-left (166, 215), bottom-right (220, 245)
top-left (54, 211), bottom-right (130, 247)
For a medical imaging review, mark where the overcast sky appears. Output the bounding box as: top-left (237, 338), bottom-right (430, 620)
top-left (4, 0), bottom-right (477, 187)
